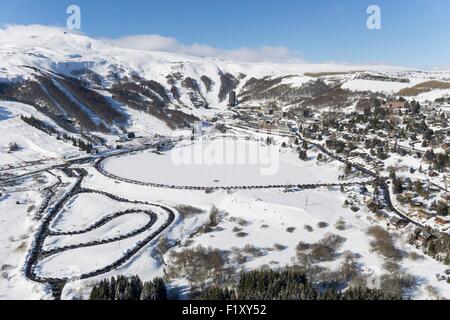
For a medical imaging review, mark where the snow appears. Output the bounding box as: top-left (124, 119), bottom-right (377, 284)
top-left (35, 206), bottom-right (170, 279)
top-left (77, 164), bottom-right (450, 300)
top-left (0, 25), bottom-right (415, 105)
top-left (44, 213), bottom-right (151, 251)
top-left (0, 174), bottom-right (52, 300)
top-left (414, 89), bottom-right (450, 103)
top-left (0, 102), bottom-right (81, 167)
top-left (1, 24), bottom-right (450, 300)
top-left (50, 193), bottom-right (131, 233)
top-left (102, 137), bottom-right (365, 187)
top-left (342, 79), bottom-right (417, 94)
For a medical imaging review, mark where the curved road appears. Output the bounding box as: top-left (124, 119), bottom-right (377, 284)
top-left (20, 129), bottom-right (427, 299)
top-left (24, 167), bottom-right (177, 299)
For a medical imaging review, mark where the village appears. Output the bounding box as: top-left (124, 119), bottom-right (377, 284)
top-left (222, 90), bottom-right (450, 239)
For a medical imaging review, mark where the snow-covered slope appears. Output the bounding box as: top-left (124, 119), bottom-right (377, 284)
top-left (0, 24), bottom-right (449, 138)
top-left (0, 101), bottom-right (82, 167)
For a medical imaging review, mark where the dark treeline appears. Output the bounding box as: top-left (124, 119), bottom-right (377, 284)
top-left (198, 270), bottom-right (400, 300)
top-left (21, 115), bottom-right (94, 153)
top-left (89, 270), bottom-right (399, 301)
top-left (424, 149), bottom-right (450, 172)
top-left (21, 114), bottom-right (57, 135)
top-left (89, 275), bottom-right (167, 300)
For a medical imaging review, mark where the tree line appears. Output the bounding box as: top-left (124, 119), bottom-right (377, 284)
top-left (89, 270), bottom-right (400, 301)
top-left (89, 275), bottom-right (167, 300)
top-left (21, 115), bottom-right (94, 153)
top-left (198, 269), bottom-right (400, 300)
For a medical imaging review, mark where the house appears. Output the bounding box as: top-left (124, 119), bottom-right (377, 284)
top-left (193, 121), bottom-right (213, 135)
top-left (386, 100), bottom-right (407, 109)
top-left (442, 142), bottom-right (450, 151)
top-left (428, 171), bottom-right (439, 177)
top-left (156, 141), bottom-right (174, 152)
top-left (418, 230), bottom-right (433, 243)
top-left (435, 216), bottom-right (450, 225)
top-left (410, 199), bottom-right (424, 208)
top-left (374, 211), bottom-right (388, 221)
top-left (116, 135), bottom-right (130, 143)
top-left (390, 216), bottom-right (408, 227)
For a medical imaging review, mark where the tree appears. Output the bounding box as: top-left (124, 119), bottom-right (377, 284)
top-left (389, 169), bottom-right (396, 181)
top-left (140, 277), bottom-right (167, 300)
top-left (8, 142), bottom-right (19, 152)
top-left (424, 149), bottom-right (436, 162)
top-left (414, 180), bottom-right (424, 196)
top-left (344, 163), bottom-right (352, 176)
top-left (436, 201), bottom-right (449, 216)
top-left (197, 269), bottom-right (399, 300)
top-left (90, 275), bottom-right (166, 301)
top-left (299, 150), bottom-right (308, 161)
top-left (393, 178), bottom-right (404, 194)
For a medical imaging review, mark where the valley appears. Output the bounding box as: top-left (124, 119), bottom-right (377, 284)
top-left (0, 25), bottom-right (449, 301)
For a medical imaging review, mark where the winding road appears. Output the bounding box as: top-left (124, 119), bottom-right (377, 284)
top-left (15, 129), bottom-right (427, 299)
top-left (23, 166), bottom-right (177, 299)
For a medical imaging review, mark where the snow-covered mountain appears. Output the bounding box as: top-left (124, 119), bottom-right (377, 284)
top-left (1, 25), bottom-right (449, 138)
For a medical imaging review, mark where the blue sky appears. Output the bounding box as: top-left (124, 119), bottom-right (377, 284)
top-left (1, 0), bottom-right (449, 68)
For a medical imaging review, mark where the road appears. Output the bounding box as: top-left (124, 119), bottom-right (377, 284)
top-left (228, 123), bottom-right (425, 228)
top-left (11, 129), bottom-right (429, 299)
top-left (23, 165), bottom-right (177, 299)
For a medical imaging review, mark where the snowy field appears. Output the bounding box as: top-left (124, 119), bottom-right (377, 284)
top-left (35, 205), bottom-right (171, 279)
top-left (44, 213), bottom-right (151, 251)
top-left (0, 174), bottom-right (53, 299)
top-left (102, 138), bottom-right (362, 187)
top-left (160, 186), bottom-right (449, 300)
top-left (49, 193), bottom-right (133, 233)
top-left (68, 166), bottom-right (450, 300)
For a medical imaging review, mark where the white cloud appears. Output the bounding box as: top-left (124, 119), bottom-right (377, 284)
top-left (103, 34), bottom-right (307, 63)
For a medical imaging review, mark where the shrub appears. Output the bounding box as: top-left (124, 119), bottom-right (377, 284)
top-left (334, 219), bottom-right (346, 231)
top-left (380, 273), bottom-right (417, 299)
top-left (295, 234), bottom-right (347, 264)
top-left (232, 227), bottom-right (242, 233)
top-left (286, 227), bottom-right (296, 233)
top-left (408, 251), bottom-right (424, 261)
top-left (236, 218), bottom-right (250, 227)
top-left (243, 245), bottom-right (265, 257)
top-left (175, 205), bottom-right (204, 219)
top-left (166, 246), bottom-right (231, 291)
top-left (235, 232), bottom-right (249, 238)
top-left (317, 221), bottom-right (329, 229)
top-left (383, 261), bottom-right (401, 273)
top-left (366, 226), bottom-right (402, 261)
top-left (274, 243), bottom-right (288, 251)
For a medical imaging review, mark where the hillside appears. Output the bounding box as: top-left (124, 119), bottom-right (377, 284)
top-left (1, 25), bottom-right (449, 141)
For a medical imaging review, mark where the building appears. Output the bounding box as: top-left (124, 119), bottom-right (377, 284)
top-left (193, 121), bottom-right (213, 135)
top-left (228, 91), bottom-right (237, 107)
top-left (442, 142), bottom-right (450, 151)
top-left (418, 230), bottom-right (433, 243)
top-left (386, 100), bottom-right (407, 109)
top-left (390, 216), bottom-right (408, 227)
top-left (436, 216), bottom-right (450, 226)
top-left (156, 141), bottom-right (174, 152)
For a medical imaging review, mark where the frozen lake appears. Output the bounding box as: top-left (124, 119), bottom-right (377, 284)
top-left (102, 138), bottom-right (348, 187)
